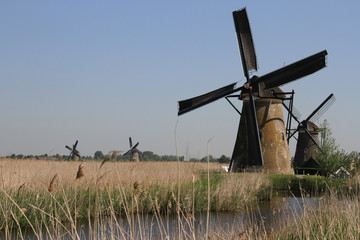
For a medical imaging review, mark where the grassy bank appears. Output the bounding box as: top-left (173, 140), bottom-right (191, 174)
top-left (268, 173), bottom-right (354, 194)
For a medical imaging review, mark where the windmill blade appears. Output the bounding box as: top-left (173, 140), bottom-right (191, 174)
top-left (131, 142), bottom-right (139, 150)
top-left (129, 137), bottom-right (133, 148)
top-left (282, 102), bottom-right (303, 141)
top-left (282, 101), bottom-right (302, 124)
top-left (246, 93), bottom-right (263, 166)
top-left (287, 129), bottom-right (299, 141)
top-left (229, 107), bottom-right (248, 172)
top-left (74, 152), bottom-right (80, 158)
top-left (306, 93), bottom-right (336, 123)
top-left (283, 99), bottom-right (302, 120)
top-left (233, 8), bottom-right (258, 81)
top-left (229, 127), bottom-right (244, 171)
top-left (73, 140), bottom-right (78, 150)
top-left (303, 127), bottom-right (324, 154)
top-left (288, 129), bottom-right (299, 141)
top-left (65, 145), bottom-right (72, 151)
top-left (123, 150), bottom-right (131, 156)
top-left (253, 50), bottom-right (327, 90)
top-left (68, 152), bottom-right (73, 160)
top-left (178, 82), bottom-right (240, 115)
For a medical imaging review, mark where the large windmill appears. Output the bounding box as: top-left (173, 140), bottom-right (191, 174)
top-left (177, 8), bottom-right (328, 174)
top-left (123, 137), bottom-right (140, 162)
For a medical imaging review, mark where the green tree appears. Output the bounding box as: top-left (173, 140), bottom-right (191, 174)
top-left (346, 151), bottom-right (360, 173)
top-left (315, 120), bottom-right (350, 175)
top-left (189, 158), bottom-right (200, 162)
top-left (218, 155), bottom-right (230, 163)
top-left (200, 155), bottom-right (216, 162)
top-left (94, 151), bottom-right (104, 160)
top-left (141, 151), bottom-right (161, 161)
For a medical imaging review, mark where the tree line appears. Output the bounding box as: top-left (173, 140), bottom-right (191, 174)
top-left (94, 150), bottom-right (231, 163)
top-left (6, 151), bottom-right (231, 164)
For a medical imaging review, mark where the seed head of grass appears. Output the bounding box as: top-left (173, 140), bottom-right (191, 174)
top-left (17, 182), bottom-right (25, 198)
top-left (48, 174), bottom-right (57, 192)
top-left (76, 164), bottom-right (85, 180)
top-left (100, 158), bottom-right (109, 169)
top-left (133, 181), bottom-right (139, 190)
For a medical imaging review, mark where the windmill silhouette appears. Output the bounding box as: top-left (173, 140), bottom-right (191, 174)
top-left (65, 140), bottom-right (80, 160)
top-left (177, 8), bottom-right (328, 174)
top-left (123, 137), bottom-right (140, 162)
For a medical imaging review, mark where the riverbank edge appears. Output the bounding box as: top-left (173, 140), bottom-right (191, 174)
top-left (0, 172), bottom-right (351, 232)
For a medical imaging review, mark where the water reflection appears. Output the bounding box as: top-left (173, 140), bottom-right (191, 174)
top-left (18, 196), bottom-right (319, 239)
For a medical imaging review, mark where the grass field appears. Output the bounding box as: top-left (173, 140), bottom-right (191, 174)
top-left (0, 158), bottom-right (223, 190)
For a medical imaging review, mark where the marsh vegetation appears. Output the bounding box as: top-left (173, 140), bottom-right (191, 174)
top-left (0, 158), bottom-right (359, 239)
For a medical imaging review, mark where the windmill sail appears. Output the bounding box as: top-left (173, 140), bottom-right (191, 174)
top-left (178, 82), bottom-right (238, 115)
top-left (253, 50), bottom-right (327, 89)
top-left (233, 8), bottom-right (257, 80)
top-left (306, 93), bottom-right (336, 123)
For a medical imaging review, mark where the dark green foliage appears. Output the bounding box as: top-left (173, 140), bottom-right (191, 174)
top-left (94, 151), bottom-right (104, 160)
top-left (218, 155), bottom-right (231, 163)
top-left (315, 120), bottom-right (360, 176)
top-left (200, 155), bottom-right (217, 162)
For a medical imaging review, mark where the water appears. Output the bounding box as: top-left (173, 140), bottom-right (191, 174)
top-left (14, 196), bottom-right (319, 239)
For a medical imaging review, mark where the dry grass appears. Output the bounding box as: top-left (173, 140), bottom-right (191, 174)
top-left (0, 158), bottom-right (222, 190)
top-left (214, 173), bottom-right (271, 211)
top-left (278, 192), bottom-right (360, 239)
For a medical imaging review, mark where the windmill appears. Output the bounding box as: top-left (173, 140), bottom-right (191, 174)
top-left (109, 150), bottom-right (122, 161)
top-left (65, 140), bottom-right (80, 160)
top-left (123, 137), bottom-right (140, 162)
top-left (177, 8), bottom-right (328, 174)
top-left (284, 94), bottom-right (336, 174)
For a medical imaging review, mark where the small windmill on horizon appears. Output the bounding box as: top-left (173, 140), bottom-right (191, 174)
top-left (123, 137), bottom-right (140, 162)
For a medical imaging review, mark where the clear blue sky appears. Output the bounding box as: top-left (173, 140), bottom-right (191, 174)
top-left (1, 1), bottom-right (359, 159)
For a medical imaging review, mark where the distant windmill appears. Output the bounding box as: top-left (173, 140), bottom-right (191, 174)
top-left (65, 140), bottom-right (80, 160)
top-left (285, 94), bottom-right (336, 174)
top-left (109, 150), bottom-right (122, 161)
top-left (123, 137), bottom-right (140, 162)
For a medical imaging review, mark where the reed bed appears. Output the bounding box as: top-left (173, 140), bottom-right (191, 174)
top-left (0, 158), bottom-right (222, 190)
top-left (0, 158), bottom-right (272, 239)
top-left (1, 158), bottom-right (359, 239)
top-left (277, 191), bottom-right (360, 239)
